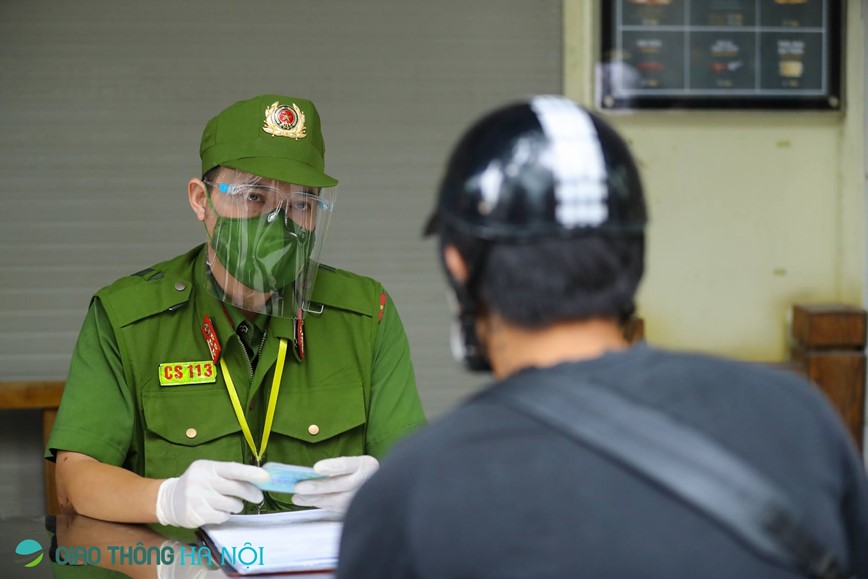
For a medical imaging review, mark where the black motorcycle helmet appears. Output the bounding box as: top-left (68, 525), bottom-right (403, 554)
top-left (424, 95), bottom-right (647, 371)
top-left (425, 95), bottom-right (646, 240)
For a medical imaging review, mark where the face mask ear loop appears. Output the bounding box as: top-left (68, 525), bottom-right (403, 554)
top-left (202, 184), bottom-right (220, 266)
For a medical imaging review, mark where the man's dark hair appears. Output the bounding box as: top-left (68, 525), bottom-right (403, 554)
top-left (443, 225), bottom-right (645, 329)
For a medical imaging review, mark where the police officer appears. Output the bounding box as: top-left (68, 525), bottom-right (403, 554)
top-left (337, 96), bottom-right (868, 578)
top-left (46, 94), bottom-right (426, 528)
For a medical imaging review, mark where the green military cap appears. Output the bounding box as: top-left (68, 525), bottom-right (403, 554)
top-left (200, 94), bottom-right (339, 188)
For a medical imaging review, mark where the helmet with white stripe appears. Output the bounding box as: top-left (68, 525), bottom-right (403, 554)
top-left (424, 96), bottom-right (647, 372)
top-left (424, 95), bottom-right (646, 240)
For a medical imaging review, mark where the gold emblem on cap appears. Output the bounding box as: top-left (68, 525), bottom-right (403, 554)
top-left (263, 101), bottom-right (307, 140)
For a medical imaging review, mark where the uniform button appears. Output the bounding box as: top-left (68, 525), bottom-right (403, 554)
top-left (238, 324), bottom-right (248, 335)
top-left (175, 281), bottom-right (186, 292)
top-left (308, 424), bottom-right (320, 436)
top-left (185, 428), bottom-right (197, 439)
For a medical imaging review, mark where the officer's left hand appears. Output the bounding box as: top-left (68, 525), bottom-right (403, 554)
top-left (291, 455), bottom-right (379, 513)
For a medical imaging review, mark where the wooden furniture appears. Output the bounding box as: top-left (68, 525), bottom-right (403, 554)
top-left (0, 381), bottom-right (64, 514)
top-left (789, 304), bottom-right (867, 451)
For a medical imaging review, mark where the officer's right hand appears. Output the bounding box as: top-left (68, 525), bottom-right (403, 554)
top-left (156, 460), bottom-right (269, 529)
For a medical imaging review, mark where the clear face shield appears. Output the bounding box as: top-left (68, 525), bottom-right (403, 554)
top-left (201, 169), bottom-right (335, 319)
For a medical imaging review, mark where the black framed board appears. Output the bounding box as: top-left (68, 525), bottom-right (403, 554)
top-left (598, 0), bottom-right (842, 110)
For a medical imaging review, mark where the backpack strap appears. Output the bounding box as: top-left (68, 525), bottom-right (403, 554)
top-left (486, 375), bottom-right (849, 579)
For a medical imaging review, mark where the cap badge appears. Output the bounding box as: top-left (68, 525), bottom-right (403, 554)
top-left (263, 101), bottom-right (307, 140)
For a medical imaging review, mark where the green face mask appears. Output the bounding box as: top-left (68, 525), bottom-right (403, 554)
top-left (209, 212), bottom-right (314, 293)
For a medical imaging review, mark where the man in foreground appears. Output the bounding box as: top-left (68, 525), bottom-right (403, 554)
top-left (337, 95), bottom-right (868, 578)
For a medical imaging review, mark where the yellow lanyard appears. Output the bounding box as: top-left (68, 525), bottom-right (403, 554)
top-left (219, 338), bottom-right (288, 465)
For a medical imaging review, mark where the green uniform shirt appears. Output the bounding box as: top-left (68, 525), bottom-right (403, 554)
top-left (47, 245), bottom-right (426, 511)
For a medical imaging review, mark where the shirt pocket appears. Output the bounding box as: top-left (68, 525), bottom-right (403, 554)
top-left (267, 381), bottom-right (367, 467)
top-left (142, 388), bottom-right (242, 479)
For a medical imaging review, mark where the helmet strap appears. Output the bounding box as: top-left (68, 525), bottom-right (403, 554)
top-left (443, 240), bottom-right (493, 372)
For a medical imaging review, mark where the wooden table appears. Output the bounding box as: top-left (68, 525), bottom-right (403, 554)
top-left (0, 381), bottom-right (65, 514)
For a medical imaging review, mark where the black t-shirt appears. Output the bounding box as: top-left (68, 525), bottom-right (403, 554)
top-left (338, 345), bottom-right (868, 579)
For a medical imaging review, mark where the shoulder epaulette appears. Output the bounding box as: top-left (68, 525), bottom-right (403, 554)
top-left (311, 266), bottom-right (380, 318)
top-left (96, 247), bottom-right (200, 327)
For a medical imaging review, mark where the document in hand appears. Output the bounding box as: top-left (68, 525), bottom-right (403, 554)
top-left (199, 509), bottom-right (342, 575)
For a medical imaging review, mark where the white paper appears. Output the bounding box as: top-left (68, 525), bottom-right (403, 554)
top-left (201, 509), bottom-right (342, 575)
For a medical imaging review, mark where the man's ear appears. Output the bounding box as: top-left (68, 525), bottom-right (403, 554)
top-left (188, 178), bottom-right (208, 221)
top-left (443, 244), bottom-right (469, 284)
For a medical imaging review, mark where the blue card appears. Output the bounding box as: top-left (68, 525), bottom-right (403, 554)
top-left (257, 462), bottom-right (326, 493)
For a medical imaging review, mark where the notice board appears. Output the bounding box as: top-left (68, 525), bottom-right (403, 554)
top-left (598, 0), bottom-right (842, 110)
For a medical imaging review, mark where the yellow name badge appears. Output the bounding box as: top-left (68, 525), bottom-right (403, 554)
top-left (159, 361), bottom-right (217, 386)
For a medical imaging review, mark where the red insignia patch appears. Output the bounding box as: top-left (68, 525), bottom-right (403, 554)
top-left (296, 315), bottom-right (305, 360)
top-left (378, 292), bottom-right (387, 322)
top-left (201, 316), bottom-right (222, 364)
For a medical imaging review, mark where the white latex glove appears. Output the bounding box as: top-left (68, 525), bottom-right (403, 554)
top-left (156, 460), bottom-right (269, 528)
top-left (291, 455), bottom-right (379, 513)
